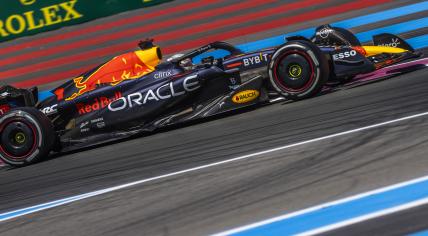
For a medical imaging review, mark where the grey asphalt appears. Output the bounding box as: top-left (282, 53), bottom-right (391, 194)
top-left (1, 1), bottom-right (428, 236)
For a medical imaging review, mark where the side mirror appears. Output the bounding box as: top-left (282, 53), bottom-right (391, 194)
top-left (138, 38), bottom-right (155, 50)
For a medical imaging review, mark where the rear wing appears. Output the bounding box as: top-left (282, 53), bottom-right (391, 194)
top-left (0, 85), bottom-right (38, 110)
top-left (372, 33), bottom-right (414, 52)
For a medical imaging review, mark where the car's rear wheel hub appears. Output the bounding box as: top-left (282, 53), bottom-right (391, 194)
top-left (1, 121), bottom-right (36, 158)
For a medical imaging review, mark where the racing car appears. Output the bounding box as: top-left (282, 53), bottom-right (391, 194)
top-left (0, 25), bottom-right (426, 167)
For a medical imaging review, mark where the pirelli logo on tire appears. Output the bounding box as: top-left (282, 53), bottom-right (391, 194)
top-left (232, 90), bottom-right (260, 104)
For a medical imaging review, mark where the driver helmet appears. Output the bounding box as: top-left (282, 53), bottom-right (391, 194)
top-left (180, 58), bottom-right (194, 69)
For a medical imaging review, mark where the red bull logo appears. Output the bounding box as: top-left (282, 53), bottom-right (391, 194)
top-left (76, 92), bottom-right (122, 115)
top-left (66, 49), bottom-right (161, 101)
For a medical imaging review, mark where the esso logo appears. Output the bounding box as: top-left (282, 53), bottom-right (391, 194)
top-left (333, 50), bottom-right (357, 60)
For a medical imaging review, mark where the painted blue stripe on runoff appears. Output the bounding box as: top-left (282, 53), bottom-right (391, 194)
top-left (410, 230), bottom-right (428, 236)
top-left (38, 2), bottom-right (428, 101)
top-left (0, 196), bottom-right (83, 220)
top-left (408, 34), bottom-right (428, 50)
top-left (230, 178), bottom-right (428, 236)
top-left (0, 188), bottom-right (112, 222)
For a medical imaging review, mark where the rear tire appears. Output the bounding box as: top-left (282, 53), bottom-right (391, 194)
top-left (268, 40), bottom-right (330, 100)
top-left (0, 107), bottom-right (55, 167)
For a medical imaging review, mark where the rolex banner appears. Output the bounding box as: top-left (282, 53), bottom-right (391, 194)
top-left (0, 0), bottom-right (172, 42)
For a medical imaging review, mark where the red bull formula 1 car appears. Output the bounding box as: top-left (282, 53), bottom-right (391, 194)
top-left (0, 25), bottom-right (427, 167)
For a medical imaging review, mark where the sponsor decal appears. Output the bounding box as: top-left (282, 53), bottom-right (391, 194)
top-left (109, 75), bottom-right (200, 112)
top-left (0, 104), bottom-right (10, 115)
top-left (96, 122), bottom-right (105, 129)
top-left (80, 121), bottom-right (89, 128)
top-left (20, 0), bottom-right (37, 6)
top-left (76, 92), bottom-right (121, 115)
top-left (243, 53), bottom-right (269, 67)
top-left (319, 27), bottom-right (332, 39)
top-left (0, 0), bottom-right (82, 38)
top-left (90, 117), bottom-right (103, 123)
top-left (228, 77), bottom-right (240, 90)
top-left (232, 90), bottom-right (260, 104)
top-left (79, 117), bottom-right (105, 132)
top-left (80, 127), bottom-right (90, 133)
top-left (154, 70), bottom-right (172, 79)
top-left (333, 50), bottom-right (357, 60)
top-left (197, 45), bottom-right (212, 52)
top-left (40, 104), bottom-right (58, 115)
top-left (1, 0), bottom-right (171, 42)
top-left (380, 38), bottom-right (401, 48)
top-left (91, 117), bottom-right (105, 128)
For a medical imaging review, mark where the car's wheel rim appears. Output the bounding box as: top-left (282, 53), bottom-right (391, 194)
top-left (0, 119), bottom-right (37, 160)
top-left (273, 50), bottom-right (315, 93)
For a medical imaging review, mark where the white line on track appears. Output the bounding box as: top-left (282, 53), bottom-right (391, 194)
top-left (2, 111), bottom-right (428, 222)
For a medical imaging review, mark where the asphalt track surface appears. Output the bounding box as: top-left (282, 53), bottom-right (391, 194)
top-left (2, 1), bottom-right (428, 236)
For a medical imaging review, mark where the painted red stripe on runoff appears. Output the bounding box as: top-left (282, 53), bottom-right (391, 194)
top-left (13, 65), bottom-right (95, 88)
top-left (0, 0), bottom-right (272, 68)
top-left (0, 0), bottom-right (223, 56)
top-left (11, 65), bottom-right (96, 88)
top-left (12, 0), bottom-right (391, 88)
top-left (0, 0), bottom-right (323, 79)
top-left (0, 0), bottom-right (306, 80)
top-left (164, 0), bottom-right (392, 54)
top-left (155, 0), bottom-right (327, 42)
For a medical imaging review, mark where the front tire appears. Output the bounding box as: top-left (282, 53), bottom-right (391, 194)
top-left (268, 40), bottom-right (330, 100)
top-left (0, 107), bottom-right (55, 167)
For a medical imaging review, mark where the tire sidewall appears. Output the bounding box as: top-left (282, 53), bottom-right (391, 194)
top-left (0, 109), bottom-right (49, 166)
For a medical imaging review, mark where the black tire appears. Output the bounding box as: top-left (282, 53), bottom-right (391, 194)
top-left (0, 107), bottom-right (55, 167)
top-left (268, 40), bottom-right (330, 100)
